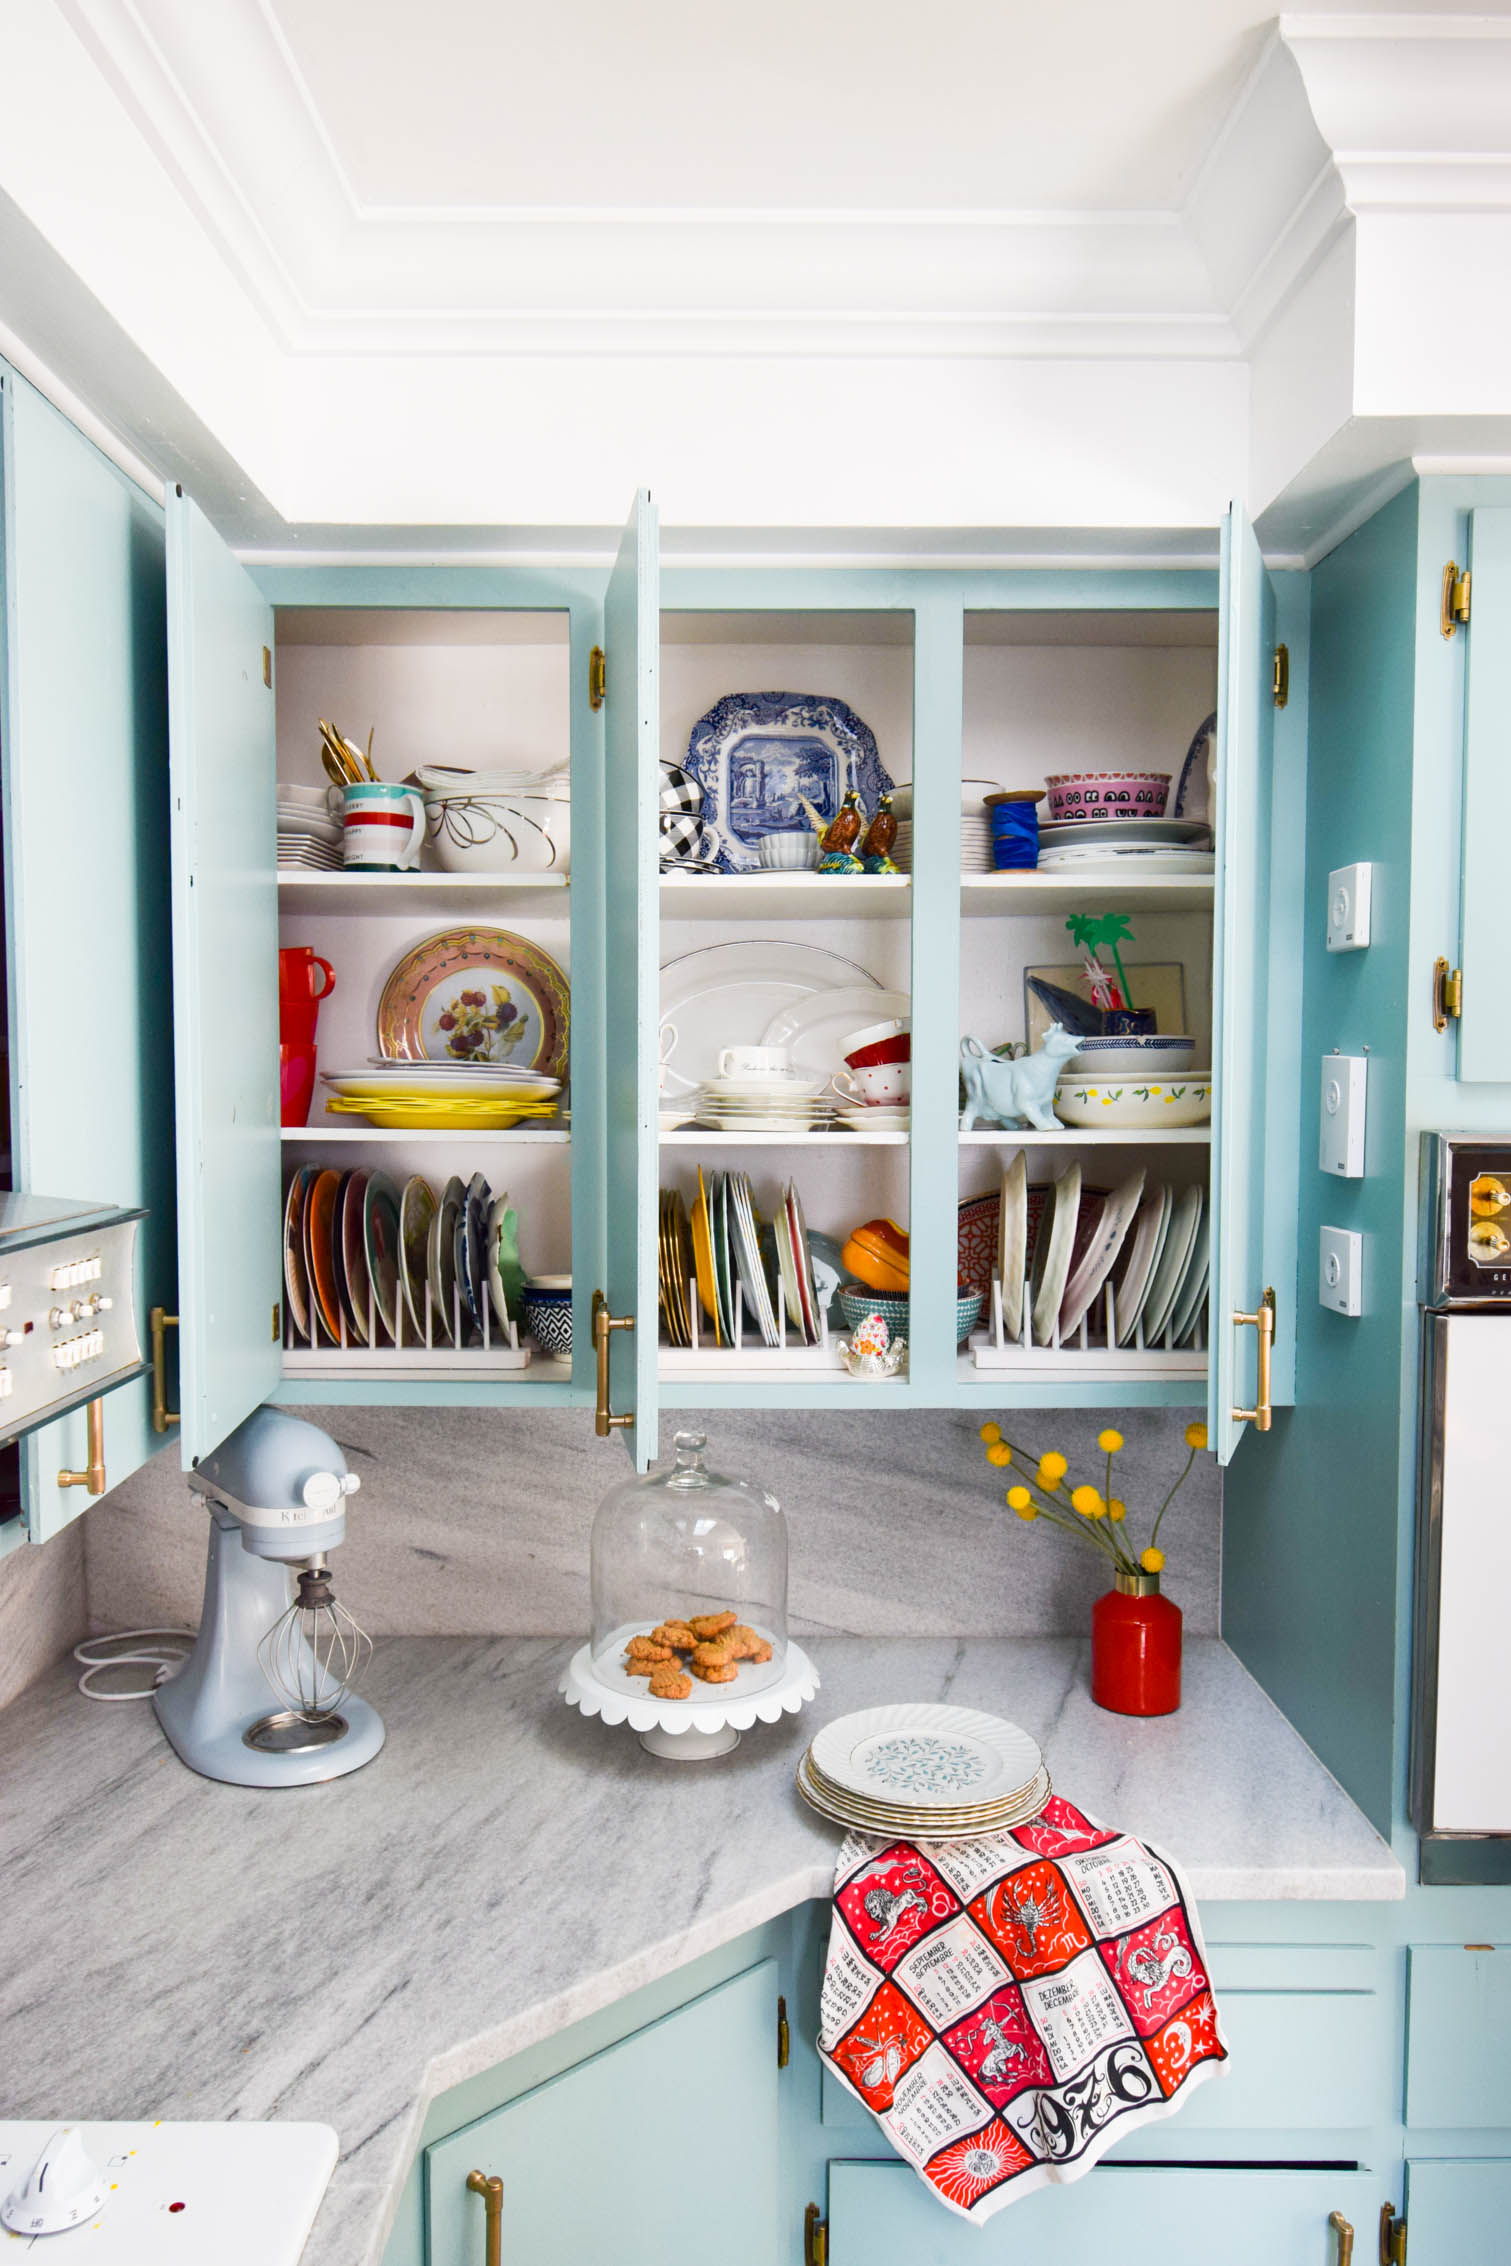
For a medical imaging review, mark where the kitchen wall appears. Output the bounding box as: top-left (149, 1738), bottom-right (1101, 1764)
top-left (76, 1404), bottom-right (1219, 1644)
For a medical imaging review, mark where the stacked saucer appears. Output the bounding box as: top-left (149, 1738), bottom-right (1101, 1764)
top-left (834, 1103), bottom-right (910, 1132)
top-left (797, 1703), bottom-right (1050, 1841)
top-left (694, 1074), bottom-right (834, 1134)
top-left (277, 783), bottom-right (342, 871)
top-left (891, 814), bottom-right (994, 875)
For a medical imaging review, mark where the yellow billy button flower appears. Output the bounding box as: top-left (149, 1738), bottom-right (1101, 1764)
top-left (1006, 1485), bottom-right (1032, 1510)
top-left (1184, 1422), bottom-right (1208, 1451)
top-left (979, 1422), bottom-right (1002, 1446)
top-left (1014, 1499), bottom-right (1039, 1521)
top-left (986, 1442), bottom-right (1012, 1468)
top-left (1070, 1484), bottom-right (1102, 1517)
top-left (1097, 1428), bottom-right (1124, 1453)
top-left (1037, 1450), bottom-right (1068, 1488)
top-left (1141, 1547), bottom-right (1165, 1573)
top-left (1109, 1498), bottom-right (1127, 1522)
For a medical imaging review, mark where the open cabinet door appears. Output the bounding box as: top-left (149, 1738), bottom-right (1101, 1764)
top-left (599, 490), bottom-right (660, 1465)
top-left (1210, 507), bottom-right (1290, 1466)
top-left (165, 489), bottom-right (281, 1464)
top-left (0, 369), bottom-right (176, 1536)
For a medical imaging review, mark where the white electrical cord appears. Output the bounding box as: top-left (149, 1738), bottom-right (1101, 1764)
top-left (73, 1629), bottom-right (194, 1701)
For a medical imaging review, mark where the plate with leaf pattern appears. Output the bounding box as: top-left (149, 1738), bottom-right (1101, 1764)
top-left (811, 1704), bottom-right (1043, 1810)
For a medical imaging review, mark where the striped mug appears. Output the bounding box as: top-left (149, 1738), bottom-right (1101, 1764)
top-left (342, 780), bottom-right (426, 871)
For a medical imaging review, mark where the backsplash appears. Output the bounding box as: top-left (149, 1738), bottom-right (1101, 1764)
top-left (0, 1522), bottom-right (86, 1709)
top-left (77, 1404), bottom-right (1218, 1641)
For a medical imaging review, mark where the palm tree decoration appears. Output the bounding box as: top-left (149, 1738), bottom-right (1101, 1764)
top-left (1065, 912), bottom-right (1137, 1013)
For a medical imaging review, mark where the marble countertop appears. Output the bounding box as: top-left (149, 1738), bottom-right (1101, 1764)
top-left (0, 1635), bottom-right (1401, 2266)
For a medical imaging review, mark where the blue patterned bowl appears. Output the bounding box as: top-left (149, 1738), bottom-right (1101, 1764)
top-left (837, 1285), bottom-right (910, 1339)
top-left (955, 1288), bottom-right (984, 1343)
top-left (523, 1284), bottom-right (572, 1356)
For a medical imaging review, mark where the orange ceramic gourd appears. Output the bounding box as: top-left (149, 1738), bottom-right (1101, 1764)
top-left (841, 1218), bottom-right (910, 1293)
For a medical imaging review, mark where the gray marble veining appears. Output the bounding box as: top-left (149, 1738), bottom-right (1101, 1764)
top-left (0, 1633), bottom-right (1398, 2266)
top-left (81, 1404), bottom-right (1221, 1641)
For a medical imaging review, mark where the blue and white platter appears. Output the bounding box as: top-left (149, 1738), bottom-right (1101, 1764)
top-left (682, 692), bottom-right (893, 874)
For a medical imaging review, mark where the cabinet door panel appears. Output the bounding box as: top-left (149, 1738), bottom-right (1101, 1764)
top-left (1457, 506), bottom-right (1511, 1081)
top-left (164, 489), bottom-right (281, 1462)
top-left (425, 1961), bottom-right (778, 2266)
top-left (828, 2159), bottom-right (1378, 2264)
top-left (1405, 2160), bottom-right (1511, 2264)
top-left (1406, 1945), bottom-right (1511, 2128)
top-left (601, 488), bottom-right (659, 1463)
top-left (1211, 506), bottom-right (1288, 1464)
top-left (0, 368), bottom-right (175, 1533)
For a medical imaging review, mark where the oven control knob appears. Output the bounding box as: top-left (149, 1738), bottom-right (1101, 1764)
top-left (1, 2124), bottom-right (109, 2234)
top-left (1, 1329), bottom-right (23, 1348)
top-left (49, 1304), bottom-right (76, 1329)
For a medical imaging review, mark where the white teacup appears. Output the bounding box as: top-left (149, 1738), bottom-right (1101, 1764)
top-left (658, 1021), bottom-right (695, 1094)
top-left (833, 1061), bottom-right (911, 1105)
top-left (717, 1044), bottom-right (796, 1083)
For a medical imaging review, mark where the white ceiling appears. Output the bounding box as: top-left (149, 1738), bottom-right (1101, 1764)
top-left (271, 0), bottom-right (1450, 212)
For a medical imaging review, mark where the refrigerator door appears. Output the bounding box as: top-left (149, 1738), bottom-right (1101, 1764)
top-left (1415, 1312), bottom-right (1511, 1833)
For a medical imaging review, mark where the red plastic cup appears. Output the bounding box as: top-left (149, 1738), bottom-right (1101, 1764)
top-left (280, 1043), bottom-right (318, 1129)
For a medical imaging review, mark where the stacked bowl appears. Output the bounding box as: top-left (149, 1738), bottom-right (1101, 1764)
top-left (416, 764), bottom-right (570, 875)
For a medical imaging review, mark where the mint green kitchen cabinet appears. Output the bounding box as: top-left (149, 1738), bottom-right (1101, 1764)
top-left (1454, 505), bottom-right (1511, 1085)
top-left (1401, 2160), bottom-right (1511, 2263)
top-left (0, 363), bottom-right (176, 1534)
top-left (424, 1961), bottom-right (779, 2266)
top-left (821, 2159), bottom-right (1379, 2265)
top-left (1405, 1945), bottom-right (1511, 2128)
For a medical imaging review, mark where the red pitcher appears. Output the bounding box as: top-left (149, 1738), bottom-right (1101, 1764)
top-left (279, 947), bottom-right (336, 1046)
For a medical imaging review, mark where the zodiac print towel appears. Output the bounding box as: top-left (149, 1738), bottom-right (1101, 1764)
top-left (818, 1796), bottom-right (1228, 2221)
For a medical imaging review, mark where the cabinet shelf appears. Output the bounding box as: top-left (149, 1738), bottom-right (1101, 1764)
top-left (660, 1128), bottom-right (907, 1146)
top-left (961, 873), bottom-right (1213, 915)
top-left (659, 873), bottom-right (910, 921)
top-left (284, 1126), bottom-right (571, 1145)
top-left (277, 871), bottom-right (568, 917)
top-left (959, 1126), bottom-right (1210, 1146)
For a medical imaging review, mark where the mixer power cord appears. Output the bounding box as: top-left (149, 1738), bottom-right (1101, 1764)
top-left (73, 1628), bottom-right (194, 1701)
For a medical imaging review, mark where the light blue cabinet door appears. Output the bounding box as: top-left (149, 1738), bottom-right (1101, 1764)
top-left (1405, 2160), bottom-right (1511, 2264)
top-left (1406, 1945), bottom-right (1511, 2128)
top-left (1210, 507), bottom-right (1287, 1465)
top-left (601, 488), bottom-right (660, 1465)
top-left (828, 2159), bottom-right (1379, 2264)
top-left (425, 1961), bottom-right (778, 2266)
top-left (0, 368), bottom-right (176, 1536)
top-left (164, 489), bottom-right (281, 1463)
top-left (1456, 506), bottom-right (1511, 1082)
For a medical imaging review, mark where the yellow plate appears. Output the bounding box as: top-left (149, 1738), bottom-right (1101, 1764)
top-left (325, 1097), bottom-right (561, 1130)
top-left (691, 1165), bottom-right (721, 1344)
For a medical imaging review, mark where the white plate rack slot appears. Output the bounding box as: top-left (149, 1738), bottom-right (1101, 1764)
top-left (283, 1267), bottom-right (532, 1377)
top-left (968, 1268), bottom-right (1206, 1377)
top-left (660, 1273), bottom-right (853, 1375)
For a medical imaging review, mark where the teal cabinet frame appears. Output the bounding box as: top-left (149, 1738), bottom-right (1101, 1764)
top-left (0, 366), bottom-right (176, 1532)
top-left (1455, 505), bottom-right (1511, 1084)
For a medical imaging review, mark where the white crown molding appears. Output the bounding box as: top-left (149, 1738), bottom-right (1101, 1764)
top-left (1281, 14), bottom-right (1511, 212)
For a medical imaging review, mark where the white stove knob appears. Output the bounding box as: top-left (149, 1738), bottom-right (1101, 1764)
top-left (1, 2124), bottom-right (109, 2234)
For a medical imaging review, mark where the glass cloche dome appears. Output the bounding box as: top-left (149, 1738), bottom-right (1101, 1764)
top-left (590, 1431), bottom-right (788, 1700)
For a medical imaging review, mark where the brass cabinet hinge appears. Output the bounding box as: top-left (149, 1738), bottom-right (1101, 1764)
top-left (262, 644), bottom-right (272, 687)
top-left (1432, 956), bottom-right (1463, 1032)
top-left (804, 2202), bottom-right (827, 2266)
top-left (1441, 561), bottom-right (1471, 637)
top-left (1272, 642), bottom-right (1289, 708)
top-left (1379, 2201), bottom-right (1406, 2266)
top-left (777, 1994), bottom-right (790, 2069)
top-left (588, 644), bottom-right (606, 710)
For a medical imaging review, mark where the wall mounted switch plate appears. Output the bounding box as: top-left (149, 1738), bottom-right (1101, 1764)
top-left (1320, 1053), bottom-right (1368, 1176)
top-left (1320, 1225), bottom-right (1363, 1316)
top-left (1326, 862), bottom-right (1373, 951)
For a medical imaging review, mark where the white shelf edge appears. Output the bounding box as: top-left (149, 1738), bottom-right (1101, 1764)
top-left (284, 1126), bottom-right (571, 1144)
top-left (958, 1127), bottom-right (1211, 1145)
top-left (659, 1129), bottom-right (907, 1146)
top-left (277, 871), bottom-right (568, 890)
top-left (960, 874), bottom-right (1214, 914)
top-left (659, 873), bottom-right (911, 920)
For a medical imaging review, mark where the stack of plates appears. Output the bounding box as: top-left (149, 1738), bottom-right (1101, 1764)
top-left (676, 1168), bottom-right (822, 1347)
top-left (321, 1061), bottom-right (564, 1130)
top-left (797, 1705), bottom-right (1050, 1841)
top-left (658, 1188), bottom-right (696, 1347)
top-left (1035, 816), bottom-right (1213, 875)
top-left (834, 1104), bottom-right (909, 1132)
top-left (991, 1151), bottom-right (1210, 1350)
top-left (277, 815), bottom-right (342, 869)
top-left (283, 1165), bottom-right (527, 1350)
top-left (891, 816), bottom-right (994, 875)
top-left (693, 1075), bottom-right (834, 1134)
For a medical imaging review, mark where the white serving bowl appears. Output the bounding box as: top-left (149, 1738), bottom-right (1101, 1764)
top-left (1054, 1075), bottom-right (1212, 1129)
top-left (1069, 1034), bottom-right (1196, 1077)
top-left (758, 830), bottom-right (820, 871)
top-left (424, 786), bottom-right (571, 874)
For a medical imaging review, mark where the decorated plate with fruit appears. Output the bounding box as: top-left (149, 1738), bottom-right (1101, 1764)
top-left (376, 926), bottom-right (570, 1077)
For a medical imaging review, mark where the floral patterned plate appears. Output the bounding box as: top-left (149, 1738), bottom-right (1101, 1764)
top-left (810, 1704), bottom-right (1044, 1811)
top-left (375, 927), bottom-right (569, 1077)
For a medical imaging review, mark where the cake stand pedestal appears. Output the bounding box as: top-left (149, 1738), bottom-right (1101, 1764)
top-left (560, 1640), bottom-right (819, 1761)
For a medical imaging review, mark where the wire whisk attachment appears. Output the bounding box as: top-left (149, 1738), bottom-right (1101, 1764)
top-left (258, 1563), bottom-right (372, 1723)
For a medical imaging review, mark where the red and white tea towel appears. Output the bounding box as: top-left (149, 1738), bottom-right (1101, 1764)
top-left (818, 1794), bottom-right (1229, 2222)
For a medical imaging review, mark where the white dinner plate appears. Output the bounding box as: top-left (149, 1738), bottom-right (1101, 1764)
top-left (761, 986), bottom-right (911, 1086)
top-left (1112, 1180), bottom-right (1172, 1346)
top-left (659, 941), bottom-right (882, 1088)
top-left (810, 1703), bottom-right (1044, 1810)
top-left (1059, 1166), bottom-right (1146, 1339)
top-left (998, 1151), bottom-right (1029, 1342)
top-left (1037, 816), bottom-right (1211, 846)
top-left (1030, 1161), bottom-right (1081, 1346)
top-left (1143, 1184), bottom-right (1203, 1344)
top-left (1170, 1207), bottom-right (1212, 1344)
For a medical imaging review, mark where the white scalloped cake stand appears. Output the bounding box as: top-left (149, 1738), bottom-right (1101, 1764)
top-left (560, 1640), bottom-right (819, 1760)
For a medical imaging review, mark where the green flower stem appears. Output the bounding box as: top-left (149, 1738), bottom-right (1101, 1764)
top-left (1148, 1444), bottom-right (1197, 1554)
top-left (987, 1428), bottom-right (1144, 1573)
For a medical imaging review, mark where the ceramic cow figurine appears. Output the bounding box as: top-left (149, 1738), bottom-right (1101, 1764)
top-left (960, 1025), bottom-right (1080, 1132)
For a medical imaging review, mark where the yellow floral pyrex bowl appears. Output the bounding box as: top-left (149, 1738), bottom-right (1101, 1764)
top-left (1054, 1076), bottom-right (1212, 1129)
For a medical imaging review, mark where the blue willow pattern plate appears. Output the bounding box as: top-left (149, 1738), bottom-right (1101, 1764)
top-left (682, 692), bottom-right (892, 874)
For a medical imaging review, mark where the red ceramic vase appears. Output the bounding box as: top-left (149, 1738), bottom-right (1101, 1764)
top-left (1091, 1571), bottom-right (1182, 1716)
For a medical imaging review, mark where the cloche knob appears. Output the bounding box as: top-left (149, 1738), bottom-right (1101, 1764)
top-left (1, 2124), bottom-right (109, 2234)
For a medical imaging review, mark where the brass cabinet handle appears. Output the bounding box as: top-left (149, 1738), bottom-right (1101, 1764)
top-left (58, 1397), bottom-right (107, 1494)
top-left (1379, 2203), bottom-right (1406, 2266)
top-left (150, 1307), bottom-right (180, 1433)
top-left (592, 1290), bottom-right (634, 1436)
top-left (466, 2171), bottom-right (502, 2266)
top-left (1329, 2210), bottom-right (1354, 2265)
top-left (1232, 1286), bottom-right (1276, 1430)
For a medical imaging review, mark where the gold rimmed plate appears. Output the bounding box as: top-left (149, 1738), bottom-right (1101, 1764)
top-left (796, 1755), bottom-right (1052, 1841)
top-left (801, 1750), bottom-right (1050, 1826)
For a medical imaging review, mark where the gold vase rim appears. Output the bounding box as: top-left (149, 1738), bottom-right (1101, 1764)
top-left (1114, 1569), bottom-right (1161, 1596)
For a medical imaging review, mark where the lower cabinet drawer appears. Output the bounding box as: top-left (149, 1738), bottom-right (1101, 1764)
top-left (826, 2160), bottom-right (1380, 2265)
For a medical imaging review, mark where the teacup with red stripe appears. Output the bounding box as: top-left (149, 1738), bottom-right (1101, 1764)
top-left (342, 780), bottom-right (426, 870)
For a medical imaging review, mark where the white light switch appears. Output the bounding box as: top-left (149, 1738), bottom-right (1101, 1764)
top-left (1319, 1053), bottom-right (1368, 1176)
top-left (1320, 1225), bottom-right (1364, 1316)
top-left (1326, 862), bottom-right (1373, 951)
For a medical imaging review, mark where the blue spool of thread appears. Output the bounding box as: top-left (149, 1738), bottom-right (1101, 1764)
top-left (990, 800), bottom-right (1039, 869)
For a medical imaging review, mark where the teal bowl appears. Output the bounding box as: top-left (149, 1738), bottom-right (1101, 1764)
top-left (837, 1285), bottom-right (910, 1339)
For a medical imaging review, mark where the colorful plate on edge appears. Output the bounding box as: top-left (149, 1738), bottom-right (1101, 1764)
top-left (429, 1174), bottom-right (465, 1345)
top-left (282, 1166), bottom-right (318, 1340)
top-left (399, 1176), bottom-right (438, 1343)
top-left (363, 1171), bottom-right (403, 1342)
top-left (339, 1168), bottom-right (373, 1345)
top-left (376, 926), bottom-right (569, 1077)
top-left (303, 1168), bottom-right (345, 1345)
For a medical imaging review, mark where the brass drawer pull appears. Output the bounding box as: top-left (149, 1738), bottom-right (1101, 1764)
top-left (1232, 1286), bottom-right (1275, 1430)
top-left (1329, 2210), bottom-right (1354, 2265)
top-left (466, 2170), bottom-right (502, 2266)
top-left (58, 1397), bottom-right (107, 1494)
top-left (592, 1290), bottom-right (634, 1436)
top-left (150, 1307), bottom-right (180, 1433)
